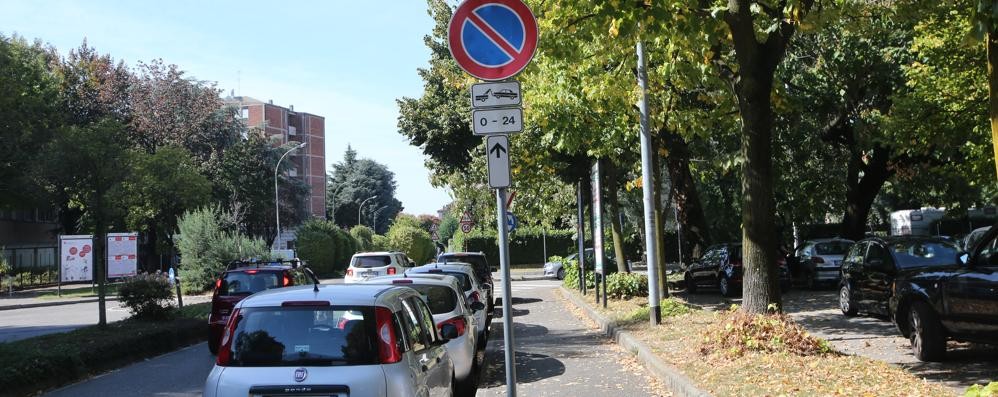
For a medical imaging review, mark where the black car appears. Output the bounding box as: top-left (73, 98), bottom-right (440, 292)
top-left (438, 252), bottom-right (495, 311)
top-left (889, 225), bottom-right (998, 361)
top-left (685, 243), bottom-right (791, 297)
top-left (838, 236), bottom-right (960, 319)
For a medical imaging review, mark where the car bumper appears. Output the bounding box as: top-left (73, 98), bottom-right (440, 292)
top-left (813, 268), bottom-right (841, 281)
top-left (448, 333), bottom-right (477, 381)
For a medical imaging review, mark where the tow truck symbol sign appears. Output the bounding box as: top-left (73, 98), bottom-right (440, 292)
top-left (470, 81), bottom-right (521, 108)
top-left (475, 89), bottom-right (519, 102)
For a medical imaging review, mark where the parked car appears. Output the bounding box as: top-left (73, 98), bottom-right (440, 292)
top-left (361, 274), bottom-right (486, 393)
top-left (962, 226), bottom-right (990, 252)
top-left (208, 259), bottom-right (315, 354)
top-left (438, 252), bottom-right (495, 311)
top-left (795, 238), bottom-right (854, 289)
top-left (407, 263), bottom-right (491, 342)
top-left (204, 284), bottom-right (458, 397)
top-left (344, 251), bottom-right (414, 283)
top-left (542, 248), bottom-right (615, 280)
top-left (685, 243), bottom-right (791, 297)
top-left (838, 236), bottom-right (960, 318)
top-left (889, 224), bottom-right (998, 361)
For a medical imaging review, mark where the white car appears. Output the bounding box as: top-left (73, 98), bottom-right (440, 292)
top-left (796, 238), bottom-right (854, 289)
top-left (361, 274), bottom-right (485, 393)
top-left (344, 252), bottom-right (414, 283)
top-left (203, 284), bottom-right (456, 397)
top-left (407, 263), bottom-right (490, 343)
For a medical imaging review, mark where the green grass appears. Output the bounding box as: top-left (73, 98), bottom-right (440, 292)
top-left (618, 297), bottom-right (693, 326)
top-left (35, 283), bottom-right (122, 300)
top-left (0, 302), bottom-right (209, 396)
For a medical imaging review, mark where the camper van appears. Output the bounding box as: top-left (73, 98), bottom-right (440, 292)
top-left (890, 208), bottom-right (946, 236)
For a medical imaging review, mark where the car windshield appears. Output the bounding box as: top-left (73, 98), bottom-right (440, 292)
top-left (889, 240), bottom-right (960, 269)
top-left (220, 271), bottom-right (280, 296)
top-left (815, 241), bottom-right (851, 255)
top-left (227, 306), bottom-right (375, 367)
top-left (353, 255), bottom-right (391, 268)
top-left (965, 228), bottom-right (991, 251)
top-left (408, 285), bottom-right (458, 314)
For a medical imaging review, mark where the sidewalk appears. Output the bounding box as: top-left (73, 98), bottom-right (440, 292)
top-left (0, 283), bottom-right (208, 311)
top-left (492, 267), bottom-right (551, 282)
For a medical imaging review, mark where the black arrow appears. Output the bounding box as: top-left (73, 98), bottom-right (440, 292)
top-left (490, 142), bottom-right (507, 158)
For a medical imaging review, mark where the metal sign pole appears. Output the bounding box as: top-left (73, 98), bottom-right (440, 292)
top-left (576, 180), bottom-right (586, 295)
top-left (496, 187), bottom-right (517, 397)
top-left (637, 38), bottom-right (662, 325)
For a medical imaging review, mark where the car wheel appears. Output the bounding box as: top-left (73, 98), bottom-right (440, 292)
top-left (685, 272), bottom-right (697, 293)
top-left (719, 276), bottom-right (733, 297)
top-left (839, 283), bottom-right (858, 316)
top-left (909, 301), bottom-right (945, 362)
top-left (557, 268), bottom-right (565, 280)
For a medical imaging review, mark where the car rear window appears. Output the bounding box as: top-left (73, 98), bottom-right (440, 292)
top-left (353, 255), bottom-right (391, 268)
top-left (407, 285), bottom-right (458, 314)
top-left (890, 241), bottom-right (960, 269)
top-left (415, 270), bottom-right (472, 292)
top-left (226, 306), bottom-right (376, 367)
top-left (220, 271), bottom-right (281, 296)
top-left (815, 241), bottom-right (851, 255)
top-left (440, 254), bottom-right (488, 278)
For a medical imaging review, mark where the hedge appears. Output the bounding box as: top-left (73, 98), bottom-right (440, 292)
top-left (450, 227), bottom-right (578, 266)
top-left (0, 302), bottom-right (210, 396)
top-left (296, 219), bottom-right (358, 277)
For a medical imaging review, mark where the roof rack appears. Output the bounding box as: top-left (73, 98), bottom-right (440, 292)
top-left (225, 258), bottom-right (305, 271)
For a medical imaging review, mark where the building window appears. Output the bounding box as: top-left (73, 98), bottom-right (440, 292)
top-left (240, 107), bottom-right (249, 119)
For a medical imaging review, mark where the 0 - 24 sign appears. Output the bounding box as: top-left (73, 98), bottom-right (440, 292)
top-left (472, 108), bottom-right (522, 136)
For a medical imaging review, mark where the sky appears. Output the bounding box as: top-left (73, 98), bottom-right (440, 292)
top-left (0, 0), bottom-right (453, 215)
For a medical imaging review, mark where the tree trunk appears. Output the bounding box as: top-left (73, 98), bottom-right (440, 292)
top-left (840, 146), bottom-right (892, 241)
top-left (603, 160), bottom-right (629, 273)
top-left (989, 32), bottom-right (998, 180)
top-left (660, 129), bottom-right (711, 263)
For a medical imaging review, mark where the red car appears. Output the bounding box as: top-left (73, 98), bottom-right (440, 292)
top-left (207, 259), bottom-right (316, 354)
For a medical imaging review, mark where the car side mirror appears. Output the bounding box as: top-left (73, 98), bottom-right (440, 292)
top-left (480, 283), bottom-right (491, 291)
top-left (439, 323), bottom-right (458, 341)
top-left (469, 301), bottom-right (486, 312)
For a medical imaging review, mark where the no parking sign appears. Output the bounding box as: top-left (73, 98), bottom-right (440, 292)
top-left (448, 0), bottom-right (538, 81)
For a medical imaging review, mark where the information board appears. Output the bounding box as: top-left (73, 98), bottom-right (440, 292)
top-left (60, 235), bottom-right (94, 282)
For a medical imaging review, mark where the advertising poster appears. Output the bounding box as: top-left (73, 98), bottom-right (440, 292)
top-left (107, 232), bottom-right (138, 278)
top-left (60, 235), bottom-right (94, 282)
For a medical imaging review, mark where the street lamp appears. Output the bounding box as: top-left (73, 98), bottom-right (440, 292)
top-left (371, 205), bottom-right (388, 232)
top-left (358, 195), bottom-right (378, 227)
top-left (275, 141), bottom-right (307, 249)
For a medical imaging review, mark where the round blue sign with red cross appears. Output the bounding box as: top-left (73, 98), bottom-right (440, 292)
top-left (448, 0), bottom-right (538, 81)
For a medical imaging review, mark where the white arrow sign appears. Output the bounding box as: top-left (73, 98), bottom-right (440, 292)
top-left (471, 81), bottom-right (521, 109)
top-left (486, 135), bottom-right (511, 188)
top-left (472, 108), bottom-right (523, 136)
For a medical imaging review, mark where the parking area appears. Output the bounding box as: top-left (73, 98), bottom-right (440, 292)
top-left (677, 287), bottom-right (998, 391)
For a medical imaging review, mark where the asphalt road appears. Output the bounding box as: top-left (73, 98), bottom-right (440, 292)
top-left (0, 300), bottom-right (132, 343)
top-left (39, 278), bottom-right (665, 397)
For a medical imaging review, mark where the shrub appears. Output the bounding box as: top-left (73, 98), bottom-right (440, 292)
top-left (965, 382), bottom-right (998, 397)
top-left (0, 249), bottom-right (10, 277)
top-left (622, 298), bottom-right (693, 324)
top-left (605, 272), bottom-right (648, 299)
top-left (457, 227), bottom-right (578, 266)
top-left (296, 219), bottom-right (359, 277)
top-left (175, 206), bottom-right (268, 293)
top-left (371, 234), bottom-right (390, 251)
top-left (350, 225), bottom-right (374, 251)
top-left (699, 308), bottom-right (835, 358)
top-left (561, 258), bottom-right (595, 290)
top-left (387, 225), bottom-right (435, 265)
top-left (117, 273), bottom-right (174, 320)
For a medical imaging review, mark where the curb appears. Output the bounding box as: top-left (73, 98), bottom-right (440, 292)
top-left (0, 297), bottom-right (116, 311)
top-left (497, 274), bottom-right (551, 282)
top-left (558, 286), bottom-right (712, 397)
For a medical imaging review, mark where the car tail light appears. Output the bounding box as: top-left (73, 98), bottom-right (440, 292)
top-left (215, 278), bottom-right (223, 290)
top-left (245, 270), bottom-right (259, 274)
top-left (428, 269), bottom-right (443, 273)
top-left (392, 279), bottom-right (413, 284)
top-left (469, 291), bottom-right (482, 304)
top-left (387, 267), bottom-right (397, 275)
top-left (346, 268), bottom-right (354, 277)
top-left (812, 257), bottom-right (825, 264)
top-left (283, 274), bottom-right (291, 286)
top-left (216, 308), bottom-right (241, 366)
top-left (375, 307), bottom-right (402, 364)
top-left (437, 315), bottom-right (466, 337)
top-left (281, 300), bottom-right (330, 307)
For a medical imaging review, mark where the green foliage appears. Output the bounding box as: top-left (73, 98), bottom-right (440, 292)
top-left (453, 227), bottom-right (576, 266)
top-left (350, 225), bottom-right (375, 251)
top-left (296, 219), bottom-right (359, 277)
top-left (561, 259), bottom-right (595, 290)
top-left (371, 234), bottom-right (390, 251)
top-left (327, 146), bottom-right (404, 233)
top-left (965, 381), bottom-right (998, 397)
top-left (437, 212), bottom-right (459, 245)
top-left (604, 272), bottom-right (648, 299)
top-left (621, 298), bottom-right (693, 325)
top-left (117, 273), bottom-right (174, 320)
top-left (175, 206), bottom-right (268, 293)
top-left (387, 224), bottom-right (435, 265)
top-left (0, 250), bottom-right (10, 277)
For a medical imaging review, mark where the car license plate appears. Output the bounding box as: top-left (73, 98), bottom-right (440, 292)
top-left (258, 394), bottom-right (343, 397)
top-left (362, 270), bottom-right (377, 278)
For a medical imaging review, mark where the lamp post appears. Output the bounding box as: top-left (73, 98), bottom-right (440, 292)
top-left (371, 205), bottom-right (388, 232)
top-left (358, 195), bottom-right (378, 227)
top-left (275, 141), bottom-right (307, 249)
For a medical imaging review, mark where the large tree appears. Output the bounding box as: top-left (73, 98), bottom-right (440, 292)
top-left (326, 146), bottom-right (404, 233)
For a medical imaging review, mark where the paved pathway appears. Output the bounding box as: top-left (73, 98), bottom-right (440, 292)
top-left (476, 280), bottom-right (666, 396)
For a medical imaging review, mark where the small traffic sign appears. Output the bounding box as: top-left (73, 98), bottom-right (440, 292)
top-left (461, 223), bottom-right (473, 233)
top-left (486, 135), bottom-right (511, 188)
top-left (460, 211), bottom-right (474, 225)
top-left (473, 107), bottom-right (523, 135)
top-left (448, 0), bottom-right (539, 81)
top-left (430, 222), bottom-right (440, 232)
top-left (471, 81), bottom-right (521, 108)
top-left (506, 211), bottom-right (518, 232)
top-left (431, 230), bottom-right (440, 241)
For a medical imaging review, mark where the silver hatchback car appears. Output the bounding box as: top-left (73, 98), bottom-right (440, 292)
top-left (203, 284), bottom-right (457, 397)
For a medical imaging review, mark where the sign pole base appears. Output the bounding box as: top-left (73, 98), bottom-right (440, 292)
top-left (496, 188), bottom-right (517, 397)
